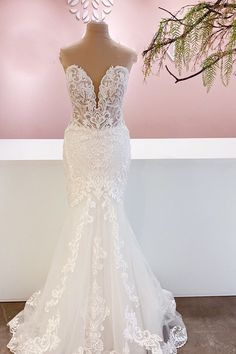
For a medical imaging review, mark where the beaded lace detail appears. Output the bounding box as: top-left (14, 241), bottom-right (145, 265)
top-left (63, 64), bottom-right (131, 208)
top-left (65, 64), bottom-right (129, 130)
top-left (63, 125), bottom-right (131, 207)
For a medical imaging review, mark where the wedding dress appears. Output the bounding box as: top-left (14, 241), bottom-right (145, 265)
top-left (7, 63), bottom-right (187, 354)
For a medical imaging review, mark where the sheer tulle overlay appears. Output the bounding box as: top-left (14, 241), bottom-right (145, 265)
top-left (7, 65), bottom-right (187, 353)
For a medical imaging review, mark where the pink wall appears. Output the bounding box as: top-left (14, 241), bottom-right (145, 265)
top-left (0, 0), bottom-right (235, 138)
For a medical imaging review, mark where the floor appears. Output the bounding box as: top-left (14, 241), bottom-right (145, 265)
top-left (0, 296), bottom-right (235, 354)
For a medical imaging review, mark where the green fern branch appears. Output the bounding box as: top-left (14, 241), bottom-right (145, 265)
top-left (143, 0), bottom-right (236, 91)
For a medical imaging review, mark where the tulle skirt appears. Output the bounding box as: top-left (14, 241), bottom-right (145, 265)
top-left (7, 195), bottom-right (187, 354)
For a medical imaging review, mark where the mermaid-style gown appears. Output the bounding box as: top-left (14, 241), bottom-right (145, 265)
top-left (7, 63), bottom-right (187, 353)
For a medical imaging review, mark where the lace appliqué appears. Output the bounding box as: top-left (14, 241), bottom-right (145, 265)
top-left (103, 197), bottom-right (140, 308)
top-left (63, 64), bottom-right (131, 208)
top-left (72, 349), bottom-right (128, 354)
top-left (7, 193), bottom-right (187, 354)
top-left (26, 289), bottom-right (41, 307)
top-left (63, 125), bottom-right (131, 208)
top-left (72, 205), bottom-right (110, 354)
top-left (168, 326), bottom-right (188, 352)
top-left (83, 235), bottom-right (110, 352)
top-left (65, 65), bottom-right (129, 130)
top-left (123, 304), bottom-right (188, 354)
top-left (7, 288), bottom-right (60, 353)
top-left (7, 313), bottom-right (60, 354)
top-left (124, 306), bottom-right (163, 354)
top-left (45, 197), bottom-right (96, 312)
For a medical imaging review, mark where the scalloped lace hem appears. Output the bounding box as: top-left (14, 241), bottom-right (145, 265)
top-left (6, 309), bottom-right (187, 354)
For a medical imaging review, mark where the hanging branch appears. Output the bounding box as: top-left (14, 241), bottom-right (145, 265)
top-left (142, 0), bottom-right (236, 91)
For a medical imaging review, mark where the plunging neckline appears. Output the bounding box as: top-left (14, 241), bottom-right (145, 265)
top-left (65, 64), bottom-right (129, 110)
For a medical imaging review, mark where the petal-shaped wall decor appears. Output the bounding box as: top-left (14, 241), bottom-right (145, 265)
top-left (83, 0), bottom-right (89, 9)
top-left (69, 7), bottom-right (78, 14)
top-left (103, 7), bottom-right (112, 14)
top-left (75, 10), bottom-right (80, 20)
top-left (68, 0), bottom-right (80, 6)
top-left (67, 0), bottom-right (114, 23)
top-left (92, 0), bottom-right (99, 9)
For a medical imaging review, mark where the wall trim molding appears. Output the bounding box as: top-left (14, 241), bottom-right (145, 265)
top-left (1, 138), bottom-right (236, 160)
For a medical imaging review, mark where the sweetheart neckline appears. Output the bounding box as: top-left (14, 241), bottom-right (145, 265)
top-left (65, 64), bottom-right (130, 110)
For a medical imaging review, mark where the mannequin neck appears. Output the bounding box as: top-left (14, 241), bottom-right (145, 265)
top-left (83, 21), bottom-right (110, 41)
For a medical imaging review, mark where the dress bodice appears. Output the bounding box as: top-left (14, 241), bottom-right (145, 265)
top-left (63, 64), bottom-right (131, 208)
top-left (65, 64), bottom-right (130, 130)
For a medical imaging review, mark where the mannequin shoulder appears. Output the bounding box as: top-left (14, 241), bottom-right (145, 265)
top-left (132, 49), bottom-right (138, 63)
top-left (115, 42), bottom-right (138, 63)
top-left (59, 44), bottom-right (76, 61)
top-left (59, 42), bottom-right (82, 68)
top-left (125, 47), bottom-right (138, 64)
top-left (59, 47), bottom-right (67, 70)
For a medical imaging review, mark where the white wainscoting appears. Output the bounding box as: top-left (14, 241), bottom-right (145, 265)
top-left (0, 139), bottom-right (236, 301)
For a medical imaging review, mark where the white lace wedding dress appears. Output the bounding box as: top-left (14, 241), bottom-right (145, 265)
top-left (7, 63), bottom-right (187, 354)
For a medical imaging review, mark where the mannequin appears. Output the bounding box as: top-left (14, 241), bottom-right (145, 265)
top-left (59, 20), bottom-right (137, 100)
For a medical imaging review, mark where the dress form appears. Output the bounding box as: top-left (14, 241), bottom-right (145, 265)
top-left (59, 21), bottom-right (137, 98)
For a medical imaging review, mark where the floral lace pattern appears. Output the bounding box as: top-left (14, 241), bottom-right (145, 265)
top-left (65, 65), bottom-right (129, 130)
top-left (124, 306), bottom-right (163, 354)
top-left (44, 197), bottom-right (96, 312)
top-left (63, 65), bottom-right (131, 208)
top-left (104, 197), bottom-right (140, 308)
top-left (7, 313), bottom-right (61, 353)
top-left (25, 290), bottom-right (41, 307)
top-left (6, 62), bottom-right (188, 353)
top-left (82, 235), bottom-right (110, 352)
top-left (63, 123), bottom-right (131, 208)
